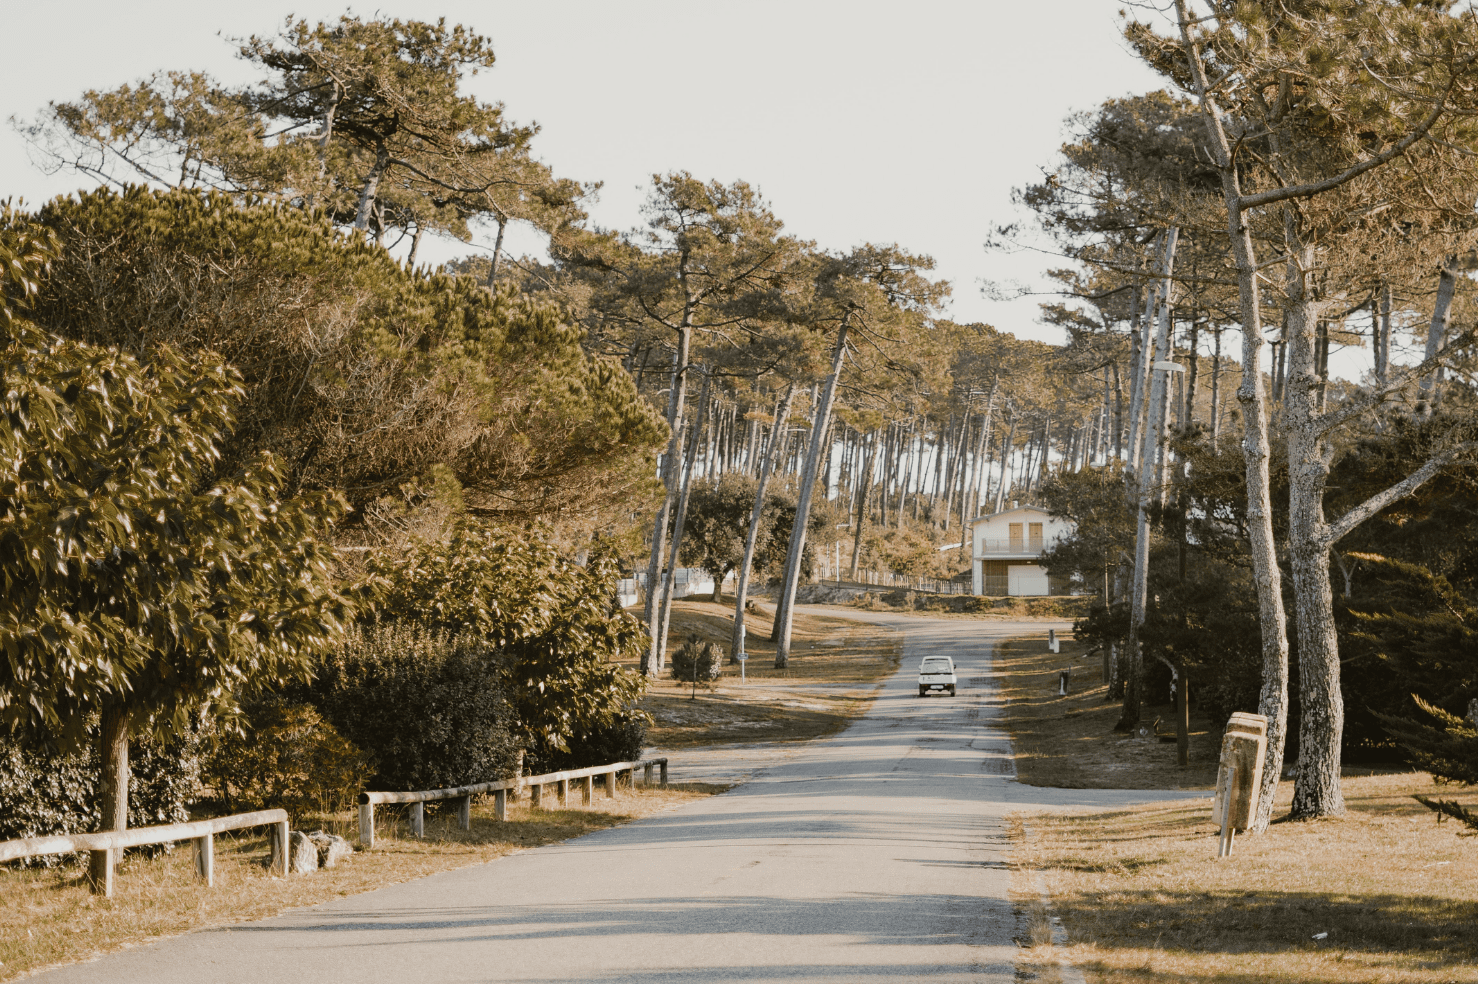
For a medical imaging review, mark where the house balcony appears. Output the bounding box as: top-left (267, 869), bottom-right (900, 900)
top-left (975, 537), bottom-right (1046, 556)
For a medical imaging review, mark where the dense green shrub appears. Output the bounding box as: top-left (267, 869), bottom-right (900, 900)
top-left (308, 623), bottom-right (520, 793)
top-left (525, 712), bottom-right (649, 775)
top-left (368, 525), bottom-right (649, 754)
top-left (202, 696), bottom-right (372, 820)
top-left (669, 637), bottom-right (723, 685)
top-left (0, 722), bottom-right (202, 864)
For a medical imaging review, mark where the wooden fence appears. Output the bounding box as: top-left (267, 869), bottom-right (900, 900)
top-left (0, 809), bottom-right (289, 898)
top-left (357, 757), bottom-right (669, 848)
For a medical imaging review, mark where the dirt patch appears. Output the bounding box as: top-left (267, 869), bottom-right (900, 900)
top-left (994, 633), bottom-right (1220, 789)
top-left (1013, 772), bottom-right (1478, 984)
top-left (634, 599), bottom-right (902, 748)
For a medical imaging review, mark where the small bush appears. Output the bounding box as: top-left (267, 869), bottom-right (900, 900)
top-left (308, 622), bottom-right (520, 794)
top-left (670, 637), bottom-right (723, 685)
top-left (202, 696), bottom-right (371, 821)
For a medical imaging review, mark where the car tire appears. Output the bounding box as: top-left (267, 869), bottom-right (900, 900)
top-left (948, 686), bottom-right (956, 696)
top-left (918, 687), bottom-right (926, 697)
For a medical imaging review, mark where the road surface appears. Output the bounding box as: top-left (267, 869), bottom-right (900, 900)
top-left (35, 611), bottom-right (1205, 983)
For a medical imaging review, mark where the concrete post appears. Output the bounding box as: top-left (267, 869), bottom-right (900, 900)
top-left (358, 803), bottom-right (375, 848)
top-left (194, 833), bottom-right (214, 887)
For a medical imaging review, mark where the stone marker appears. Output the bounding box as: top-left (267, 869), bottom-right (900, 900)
top-left (271, 830), bottom-right (320, 873)
top-left (1211, 711), bottom-right (1268, 857)
top-left (305, 830), bottom-right (353, 868)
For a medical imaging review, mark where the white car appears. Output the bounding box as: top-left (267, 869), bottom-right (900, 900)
top-left (918, 656), bottom-right (957, 697)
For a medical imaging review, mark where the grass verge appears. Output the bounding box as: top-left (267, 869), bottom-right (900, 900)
top-left (994, 632), bottom-right (1219, 789)
top-left (0, 782), bottom-right (722, 982)
top-left (1012, 773), bottom-right (1478, 984)
top-left (634, 598), bottom-right (902, 748)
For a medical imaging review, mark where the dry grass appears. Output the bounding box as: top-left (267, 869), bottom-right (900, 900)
top-left (1013, 773), bottom-right (1478, 984)
top-left (633, 598), bottom-right (903, 749)
top-left (0, 782), bottom-right (722, 982)
top-left (994, 633), bottom-right (1220, 789)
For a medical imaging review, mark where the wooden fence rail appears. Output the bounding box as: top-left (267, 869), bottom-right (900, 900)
top-left (0, 809), bottom-right (290, 898)
top-left (357, 757), bottom-right (669, 848)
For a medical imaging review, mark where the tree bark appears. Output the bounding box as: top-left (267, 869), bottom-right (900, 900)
top-left (89, 702), bottom-right (131, 891)
top-left (732, 384), bottom-right (796, 660)
top-left (1418, 257), bottom-right (1458, 415)
top-left (1377, 283), bottom-right (1393, 384)
top-left (1282, 225), bottom-right (1346, 819)
top-left (1119, 227), bottom-right (1178, 733)
top-left (486, 217), bottom-right (509, 287)
top-left (773, 321), bottom-right (850, 666)
top-left (992, 416), bottom-right (1016, 514)
top-left (1210, 326), bottom-right (1224, 449)
top-left (655, 369), bottom-right (711, 672)
top-left (353, 146), bottom-right (391, 232)
top-left (1177, 1), bottom-right (1292, 833)
top-left (849, 429), bottom-right (878, 579)
top-left (642, 325), bottom-right (693, 677)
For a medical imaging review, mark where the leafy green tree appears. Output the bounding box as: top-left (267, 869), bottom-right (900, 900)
top-left (0, 213), bottom-right (359, 881)
top-left (20, 187), bottom-right (666, 539)
top-left (366, 524), bottom-right (648, 754)
top-left (19, 14), bottom-right (586, 261)
top-left (681, 476), bottom-right (811, 601)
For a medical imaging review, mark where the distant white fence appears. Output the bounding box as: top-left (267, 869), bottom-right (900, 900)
top-left (621, 569), bottom-right (736, 607)
top-left (849, 570), bottom-right (971, 595)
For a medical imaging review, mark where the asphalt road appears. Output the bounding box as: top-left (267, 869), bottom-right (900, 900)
top-left (35, 611), bottom-right (1205, 984)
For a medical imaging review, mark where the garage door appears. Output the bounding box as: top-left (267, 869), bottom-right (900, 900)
top-left (1008, 564), bottom-right (1049, 596)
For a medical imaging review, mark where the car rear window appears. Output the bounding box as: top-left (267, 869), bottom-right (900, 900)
top-left (921, 660), bottom-right (952, 671)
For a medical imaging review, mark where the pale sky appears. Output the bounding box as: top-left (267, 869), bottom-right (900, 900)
top-left (0, 2), bottom-right (1389, 379)
top-left (0, 2), bottom-right (1179, 339)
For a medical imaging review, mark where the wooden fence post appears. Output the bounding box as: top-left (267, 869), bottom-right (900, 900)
top-left (644, 763), bottom-right (654, 786)
top-left (557, 778), bottom-right (568, 807)
top-left (359, 803), bottom-right (375, 849)
top-left (457, 795), bottom-right (471, 831)
top-left (531, 783), bottom-right (543, 809)
top-left (88, 847), bottom-right (114, 897)
top-left (408, 801), bottom-right (424, 838)
top-left (660, 760), bottom-right (668, 788)
top-left (581, 775), bottom-right (593, 806)
top-left (194, 833), bottom-right (214, 887)
top-left (605, 769), bottom-right (617, 799)
top-left (273, 820), bottom-right (289, 877)
top-left (494, 788), bottom-right (507, 821)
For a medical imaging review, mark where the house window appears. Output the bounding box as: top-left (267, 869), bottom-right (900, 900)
top-left (1029, 522), bottom-right (1044, 552)
top-left (1009, 523), bottom-right (1024, 551)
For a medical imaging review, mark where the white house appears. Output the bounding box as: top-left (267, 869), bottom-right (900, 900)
top-left (967, 502), bottom-right (1074, 597)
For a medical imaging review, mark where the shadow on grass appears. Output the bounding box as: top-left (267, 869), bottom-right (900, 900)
top-left (1056, 886), bottom-right (1478, 960)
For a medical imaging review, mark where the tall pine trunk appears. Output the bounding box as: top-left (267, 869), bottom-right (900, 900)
top-left (1120, 228), bottom-right (1178, 733)
top-left (849, 430), bottom-right (878, 579)
top-left (642, 324), bottom-right (693, 677)
top-left (655, 370), bottom-right (711, 671)
top-left (773, 322), bottom-right (849, 664)
top-left (1178, 2), bottom-right (1292, 831)
top-left (732, 384), bottom-right (796, 660)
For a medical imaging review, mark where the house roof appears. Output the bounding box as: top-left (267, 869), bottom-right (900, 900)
top-left (966, 503), bottom-right (1054, 526)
